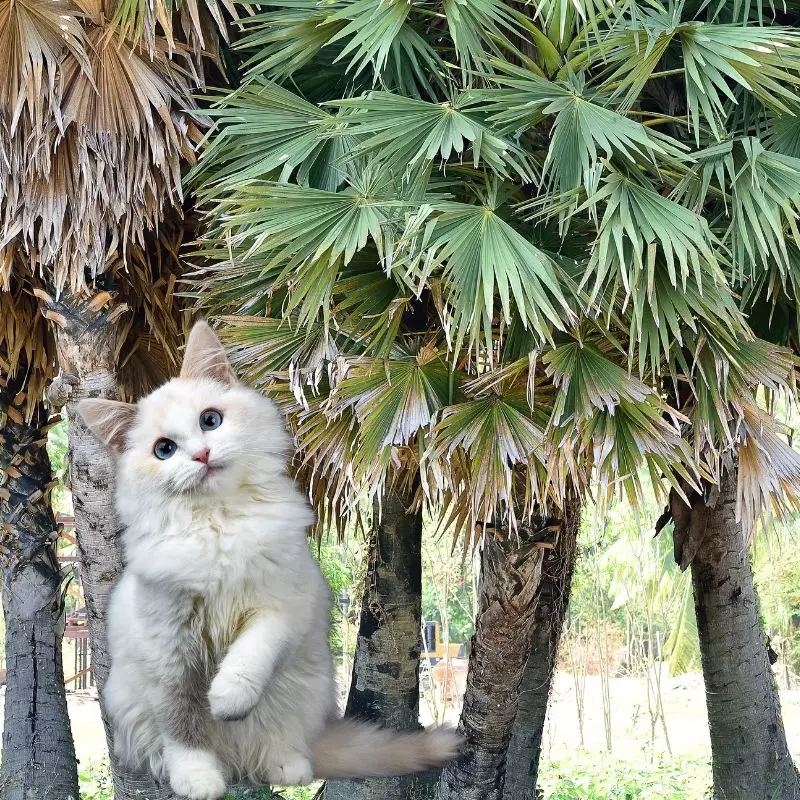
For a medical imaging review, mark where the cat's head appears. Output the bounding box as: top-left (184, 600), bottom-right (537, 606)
top-left (78, 321), bottom-right (291, 500)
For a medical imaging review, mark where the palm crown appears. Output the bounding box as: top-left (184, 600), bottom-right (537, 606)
top-left (191, 0), bottom-right (800, 541)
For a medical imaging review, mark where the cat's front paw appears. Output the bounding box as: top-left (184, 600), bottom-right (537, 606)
top-left (167, 748), bottom-right (226, 800)
top-left (208, 670), bottom-right (262, 721)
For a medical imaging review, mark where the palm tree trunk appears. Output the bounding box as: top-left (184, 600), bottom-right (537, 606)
top-left (671, 466), bottom-right (800, 800)
top-left (324, 480), bottom-right (423, 800)
top-left (503, 499), bottom-right (581, 800)
top-left (435, 528), bottom-right (545, 800)
top-left (41, 290), bottom-right (176, 800)
top-left (0, 368), bottom-right (78, 800)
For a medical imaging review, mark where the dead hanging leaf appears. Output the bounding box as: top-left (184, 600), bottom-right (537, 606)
top-left (0, 0), bottom-right (89, 134)
top-left (1, 9), bottom-right (208, 297)
top-left (737, 403), bottom-right (800, 536)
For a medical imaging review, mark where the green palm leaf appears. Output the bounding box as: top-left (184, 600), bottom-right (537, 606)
top-left (442, 0), bottom-right (523, 77)
top-left (673, 138), bottom-right (800, 281)
top-left (193, 79), bottom-right (352, 192)
top-left (573, 172), bottom-right (721, 301)
top-left (400, 194), bottom-right (574, 352)
top-left (327, 348), bottom-right (453, 482)
top-left (331, 91), bottom-right (536, 180)
top-left (206, 169), bottom-right (406, 324)
top-left (543, 340), bottom-right (696, 502)
top-left (426, 388), bottom-right (545, 531)
top-left (235, 1), bottom-right (344, 81)
top-left (325, 0), bottom-right (414, 76)
top-left (628, 266), bottom-right (746, 379)
top-left (216, 315), bottom-right (333, 391)
top-left (597, 14), bottom-right (800, 141)
top-left (476, 64), bottom-right (684, 198)
top-left (765, 116), bottom-right (800, 159)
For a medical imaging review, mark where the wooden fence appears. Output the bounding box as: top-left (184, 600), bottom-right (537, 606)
top-left (57, 515), bottom-right (93, 690)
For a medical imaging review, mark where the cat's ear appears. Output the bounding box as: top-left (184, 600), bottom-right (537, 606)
top-left (180, 321), bottom-right (236, 385)
top-left (77, 399), bottom-right (138, 452)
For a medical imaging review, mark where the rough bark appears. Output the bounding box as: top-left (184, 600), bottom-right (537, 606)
top-left (42, 291), bottom-right (176, 800)
top-left (434, 527), bottom-right (545, 800)
top-left (504, 498), bottom-right (581, 800)
top-left (324, 481), bottom-right (423, 800)
top-left (670, 466), bottom-right (800, 800)
top-left (0, 368), bottom-right (78, 800)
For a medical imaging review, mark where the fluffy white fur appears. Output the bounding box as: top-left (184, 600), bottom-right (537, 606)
top-left (78, 322), bottom-right (459, 800)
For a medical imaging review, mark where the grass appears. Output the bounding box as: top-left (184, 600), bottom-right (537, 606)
top-left (538, 754), bottom-right (712, 799)
top-left (77, 756), bottom-right (712, 799)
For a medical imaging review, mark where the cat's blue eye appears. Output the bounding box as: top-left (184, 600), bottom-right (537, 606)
top-left (199, 409), bottom-right (223, 431)
top-left (154, 438), bottom-right (177, 460)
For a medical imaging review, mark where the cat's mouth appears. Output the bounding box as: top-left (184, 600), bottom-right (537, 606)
top-left (199, 463), bottom-right (224, 481)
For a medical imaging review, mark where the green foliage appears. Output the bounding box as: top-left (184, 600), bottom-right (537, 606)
top-left (191, 0), bottom-right (800, 544)
top-left (754, 519), bottom-right (800, 674)
top-left (78, 761), bottom-right (113, 800)
top-left (76, 756), bottom-right (714, 800)
top-left (569, 487), bottom-right (701, 677)
top-left (78, 761), bottom-right (322, 800)
top-left (539, 755), bottom-right (711, 799)
top-left (47, 418), bottom-right (72, 516)
top-left (311, 536), bottom-right (359, 652)
top-left (422, 534), bottom-right (475, 644)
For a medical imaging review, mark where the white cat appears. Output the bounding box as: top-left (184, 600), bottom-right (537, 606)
top-left (78, 321), bottom-right (460, 800)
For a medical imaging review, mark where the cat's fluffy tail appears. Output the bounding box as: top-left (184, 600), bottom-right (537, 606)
top-left (311, 719), bottom-right (462, 779)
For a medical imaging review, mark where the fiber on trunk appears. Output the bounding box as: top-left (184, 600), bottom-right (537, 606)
top-left (504, 498), bottom-right (581, 800)
top-left (435, 527), bottom-right (545, 800)
top-left (324, 481), bottom-right (423, 800)
top-left (0, 369), bottom-right (78, 800)
top-left (670, 467), bottom-right (800, 800)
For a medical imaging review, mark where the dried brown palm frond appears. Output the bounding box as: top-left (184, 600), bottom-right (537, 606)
top-left (0, 0), bottom-right (89, 134)
top-left (1, 211), bottom-right (194, 420)
top-left (111, 219), bottom-right (196, 399)
top-left (107, 0), bottom-right (234, 68)
top-left (0, 255), bottom-right (57, 420)
top-left (736, 403), bottom-right (800, 537)
top-left (0, 0), bottom-right (213, 295)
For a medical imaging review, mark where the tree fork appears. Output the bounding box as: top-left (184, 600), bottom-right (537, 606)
top-left (38, 288), bottom-right (176, 800)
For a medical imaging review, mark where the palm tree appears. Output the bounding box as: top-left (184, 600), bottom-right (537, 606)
top-left (504, 494), bottom-right (580, 800)
top-left (189, 2), bottom-right (800, 799)
top-left (0, 0), bottom-right (228, 794)
top-left (0, 271), bottom-right (77, 800)
top-left (325, 479), bottom-right (425, 800)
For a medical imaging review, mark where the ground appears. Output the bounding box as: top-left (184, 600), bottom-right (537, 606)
top-left (6, 671), bottom-right (800, 775)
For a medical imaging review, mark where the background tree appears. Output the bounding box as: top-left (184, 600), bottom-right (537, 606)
top-left (187, 4), bottom-right (800, 800)
top-left (191, 2), bottom-right (800, 799)
top-left (0, 274), bottom-right (76, 800)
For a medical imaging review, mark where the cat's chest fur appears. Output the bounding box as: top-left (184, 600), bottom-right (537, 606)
top-left (126, 492), bottom-right (315, 624)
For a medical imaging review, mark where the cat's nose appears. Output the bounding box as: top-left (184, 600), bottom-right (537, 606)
top-left (192, 448), bottom-right (211, 464)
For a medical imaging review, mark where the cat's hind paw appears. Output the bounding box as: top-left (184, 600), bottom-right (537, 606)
top-left (269, 754), bottom-right (314, 786)
top-left (208, 670), bottom-right (262, 721)
top-left (167, 747), bottom-right (227, 800)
